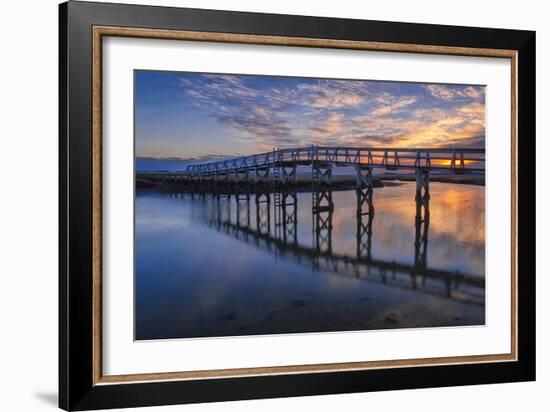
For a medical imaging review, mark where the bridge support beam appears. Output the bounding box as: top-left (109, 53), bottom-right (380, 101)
top-left (212, 171), bottom-right (220, 197)
top-left (314, 212), bottom-right (333, 254)
top-left (189, 174), bottom-right (200, 198)
top-left (415, 168), bottom-right (430, 217)
top-left (203, 175), bottom-right (216, 196)
top-left (312, 162), bottom-right (334, 253)
top-left (254, 166), bottom-right (271, 234)
top-left (312, 162), bottom-right (334, 213)
top-left (236, 193), bottom-right (251, 228)
top-left (356, 165), bottom-right (375, 261)
top-left (254, 166), bottom-right (270, 186)
top-left (211, 190), bottom-right (232, 229)
top-left (281, 165), bottom-right (297, 186)
top-left (273, 164), bottom-right (297, 241)
top-left (213, 195), bottom-right (223, 229)
top-left (216, 172), bottom-right (232, 199)
top-left (414, 169), bottom-right (430, 280)
top-left (255, 192), bottom-right (271, 235)
top-left (450, 149), bottom-right (465, 174)
top-left (234, 170), bottom-right (250, 199)
top-left (281, 192), bottom-right (298, 245)
top-left (197, 175), bottom-right (206, 198)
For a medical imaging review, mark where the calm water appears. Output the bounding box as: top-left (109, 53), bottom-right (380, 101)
top-left (135, 182), bottom-right (485, 340)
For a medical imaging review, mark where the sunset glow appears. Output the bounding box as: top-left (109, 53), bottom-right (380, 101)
top-left (135, 71), bottom-right (485, 164)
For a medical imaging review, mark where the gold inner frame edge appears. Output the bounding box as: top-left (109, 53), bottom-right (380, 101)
top-left (91, 25), bottom-right (518, 386)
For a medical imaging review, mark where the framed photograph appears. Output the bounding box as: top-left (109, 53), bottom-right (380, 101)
top-left (59, 1), bottom-right (535, 410)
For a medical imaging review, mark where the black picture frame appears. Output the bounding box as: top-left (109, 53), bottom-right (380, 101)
top-left (59, 1), bottom-right (535, 410)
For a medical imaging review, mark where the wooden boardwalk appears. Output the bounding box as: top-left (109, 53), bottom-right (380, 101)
top-left (185, 146), bottom-right (485, 177)
top-left (137, 146), bottom-right (485, 188)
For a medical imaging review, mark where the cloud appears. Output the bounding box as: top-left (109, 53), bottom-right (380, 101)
top-left (425, 84), bottom-right (485, 101)
top-left (172, 73), bottom-right (485, 154)
top-left (312, 92), bottom-right (363, 109)
top-left (177, 75), bottom-right (371, 150)
top-left (297, 81), bottom-right (367, 108)
top-left (304, 98), bottom-right (485, 149)
top-left (386, 101), bottom-right (485, 147)
top-left (370, 96), bottom-right (418, 117)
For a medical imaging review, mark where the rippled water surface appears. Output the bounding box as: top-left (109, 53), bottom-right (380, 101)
top-left (135, 182), bottom-right (485, 340)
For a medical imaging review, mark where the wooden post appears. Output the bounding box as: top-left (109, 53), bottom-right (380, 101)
top-left (414, 168), bottom-right (430, 273)
top-left (355, 165), bottom-right (374, 260)
top-left (312, 161), bottom-right (333, 253)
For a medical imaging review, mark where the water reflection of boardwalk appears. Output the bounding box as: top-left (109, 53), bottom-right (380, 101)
top-left (176, 191), bottom-right (484, 305)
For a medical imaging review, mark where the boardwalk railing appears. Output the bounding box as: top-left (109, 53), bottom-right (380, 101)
top-left (185, 146), bottom-right (485, 176)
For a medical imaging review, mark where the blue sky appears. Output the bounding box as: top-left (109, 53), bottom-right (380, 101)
top-left (135, 71), bottom-right (485, 163)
